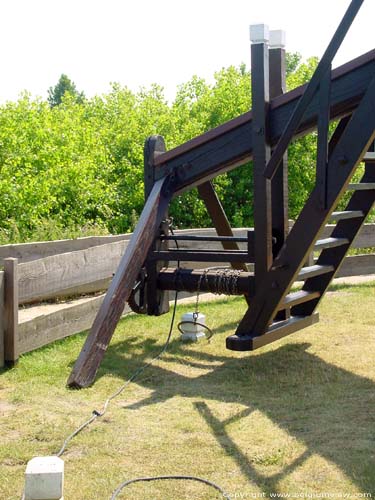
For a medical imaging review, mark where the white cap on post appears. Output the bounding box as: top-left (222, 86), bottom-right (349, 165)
top-left (270, 30), bottom-right (286, 49)
top-left (249, 24), bottom-right (269, 44)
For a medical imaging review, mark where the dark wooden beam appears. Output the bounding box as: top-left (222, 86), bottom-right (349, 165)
top-left (264, 0), bottom-right (364, 180)
top-left (144, 136), bottom-right (170, 316)
top-left (269, 32), bottom-right (289, 320)
top-left (153, 50), bottom-right (375, 194)
top-left (250, 28), bottom-right (272, 288)
top-left (197, 181), bottom-right (248, 273)
top-left (67, 176), bottom-right (172, 388)
top-left (269, 33), bottom-right (288, 254)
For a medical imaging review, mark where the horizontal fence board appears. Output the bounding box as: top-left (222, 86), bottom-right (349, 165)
top-left (0, 234), bottom-right (131, 266)
top-left (18, 295), bottom-right (130, 355)
top-left (321, 223), bottom-right (375, 249)
top-left (17, 241), bottom-right (130, 304)
top-left (335, 254), bottom-right (375, 278)
top-left (0, 271), bottom-right (4, 366)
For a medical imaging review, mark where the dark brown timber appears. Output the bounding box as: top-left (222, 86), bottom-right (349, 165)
top-left (68, 176), bottom-right (172, 388)
top-left (251, 38), bottom-right (273, 289)
top-left (269, 40), bottom-right (288, 254)
top-left (264, 0), bottom-right (364, 180)
top-left (154, 50), bottom-right (375, 194)
top-left (197, 182), bottom-right (248, 273)
top-left (144, 136), bottom-right (170, 316)
top-left (4, 258), bottom-right (18, 366)
top-left (157, 268), bottom-right (255, 296)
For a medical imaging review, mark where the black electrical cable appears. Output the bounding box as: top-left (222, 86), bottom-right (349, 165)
top-left (55, 288), bottom-right (179, 458)
top-left (110, 475), bottom-right (227, 499)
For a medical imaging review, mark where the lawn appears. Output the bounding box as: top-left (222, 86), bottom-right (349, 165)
top-left (0, 282), bottom-right (374, 499)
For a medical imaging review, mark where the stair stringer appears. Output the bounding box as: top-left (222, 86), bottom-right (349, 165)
top-left (227, 75), bottom-right (375, 350)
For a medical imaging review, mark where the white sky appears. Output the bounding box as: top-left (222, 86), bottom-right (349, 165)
top-left (0, 0), bottom-right (373, 103)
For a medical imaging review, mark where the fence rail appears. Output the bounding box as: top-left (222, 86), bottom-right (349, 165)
top-left (0, 224), bottom-right (374, 367)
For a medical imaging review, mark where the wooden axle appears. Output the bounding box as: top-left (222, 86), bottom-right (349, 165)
top-left (157, 268), bottom-right (255, 296)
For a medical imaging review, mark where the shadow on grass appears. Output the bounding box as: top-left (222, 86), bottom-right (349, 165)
top-left (95, 331), bottom-right (375, 495)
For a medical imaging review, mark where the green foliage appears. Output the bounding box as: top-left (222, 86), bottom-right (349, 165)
top-left (0, 55), bottom-right (321, 243)
top-left (48, 74), bottom-right (85, 107)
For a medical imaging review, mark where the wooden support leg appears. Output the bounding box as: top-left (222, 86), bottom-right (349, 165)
top-left (67, 176), bottom-right (173, 388)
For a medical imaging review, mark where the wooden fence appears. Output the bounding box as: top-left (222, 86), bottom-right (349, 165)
top-left (0, 224), bottom-right (374, 367)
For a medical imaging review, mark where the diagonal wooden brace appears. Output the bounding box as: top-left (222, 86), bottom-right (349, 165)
top-left (67, 176), bottom-right (173, 388)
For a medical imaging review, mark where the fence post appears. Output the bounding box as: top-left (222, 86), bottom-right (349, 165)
top-left (0, 271), bottom-right (4, 367)
top-left (4, 258), bottom-right (19, 366)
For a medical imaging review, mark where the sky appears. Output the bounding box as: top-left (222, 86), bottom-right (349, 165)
top-left (0, 0), bottom-right (373, 103)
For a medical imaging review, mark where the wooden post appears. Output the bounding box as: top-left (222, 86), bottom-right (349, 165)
top-left (269, 30), bottom-right (290, 321)
top-left (4, 258), bottom-right (19, 366)
top-left (269, 30), bottom-right (288, 254)
top-left (144, 136), bottom-right (170, 316)
top-left (0, 271), bottom-right (4, 367)
top-left (250, 24), bottom-right (272, 289)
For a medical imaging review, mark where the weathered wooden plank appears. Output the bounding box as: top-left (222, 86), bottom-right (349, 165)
top-left (0, 271), bottom-right (4, 367)
top-left (17, 240), bottom-right (129, 304)
top-left (320, 223), bottom-right (375, 249)
top-left (331, 254), bottom-right (375, 278)
top-left (68, 176), bottom-right (172, 388)
top-left (18, 296), bottom-right (131, 355)
top-left (0, 234), bottom-right (131, 266)
top-left (4, 258), bottom-right (18, 365)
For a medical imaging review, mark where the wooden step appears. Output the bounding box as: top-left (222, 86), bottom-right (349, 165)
top-left (226, 313), bottom-right (319, 351)
top-left (297, 264), bottom-right (334, 280)
top-left (329, 210), bottom-right (364, 222)
top-left (314, 237), bottom-right (349, 251)
top-left (347, 183), bottom-right (375, 190)
top-left (363, 152), bottom-right (375, 162)
top-left (282, 290), bottom-right (320, 309)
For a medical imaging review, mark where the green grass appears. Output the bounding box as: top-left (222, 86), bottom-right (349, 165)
top-left (1, 283), bottom-right (375, 499)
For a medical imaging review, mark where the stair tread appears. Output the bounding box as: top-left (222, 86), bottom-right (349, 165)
top-left (297, 264), bottom-right (334, 280)
top-left (314, 237), bottom-right (349, 250)
top-left (363, 152), bottom-right (375, 162)
top-left (283, 290), bottom-right (320, 307)
top-left (348, 182), bottom-right (375, 190)
top-left (329, 210), bottom-right (364, 221)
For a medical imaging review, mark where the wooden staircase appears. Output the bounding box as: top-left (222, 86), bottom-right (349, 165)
top-left (227, 151), bottom-right (375, 351)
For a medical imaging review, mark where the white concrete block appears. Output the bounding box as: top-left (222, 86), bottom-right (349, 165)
top-left (25, 456), bottom-right (64, 500)
top-left (270, 29), bottom-right (286, 49)
top-left (249, 24), bottom-right (269, 44)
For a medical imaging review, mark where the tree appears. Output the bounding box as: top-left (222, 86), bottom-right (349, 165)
top-left (47, 74), bottom-right (85, 107)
